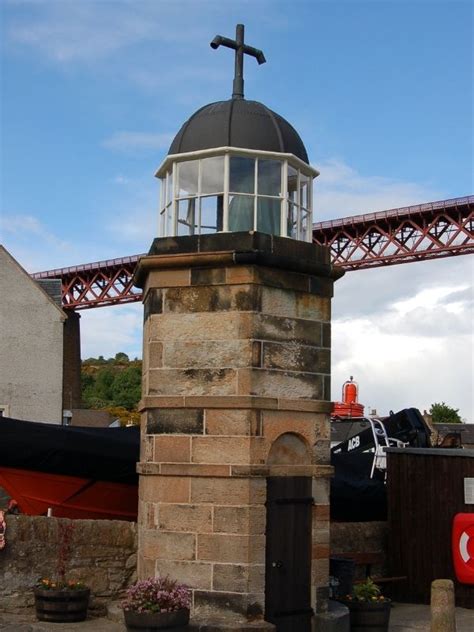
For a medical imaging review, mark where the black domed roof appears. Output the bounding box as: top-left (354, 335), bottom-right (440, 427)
top-left (168, 99), bottom-right (309, 164)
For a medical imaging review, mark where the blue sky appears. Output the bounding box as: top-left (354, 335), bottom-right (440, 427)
top-left (1, 0), bottom-right (473, 419)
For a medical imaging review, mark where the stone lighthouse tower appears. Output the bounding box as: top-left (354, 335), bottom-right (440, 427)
top-left (134, 25), bottom-right (343, 631)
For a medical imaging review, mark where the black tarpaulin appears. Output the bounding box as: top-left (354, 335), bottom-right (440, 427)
top-left (0, 417), bottom-right (139, 484)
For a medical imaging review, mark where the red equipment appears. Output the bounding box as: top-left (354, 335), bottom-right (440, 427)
top-left (452, 513), bottom-right (474, 584)
top-left (332, 377), bottom-right (365, 418)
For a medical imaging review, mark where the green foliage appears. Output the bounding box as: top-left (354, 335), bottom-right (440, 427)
top-left (352, 577), bottom-right (386, 602)
top-left (81, 353), bottom-right (142, 411)
top-left (429, 402), bottom-right (462, 424)
top-left (111, 366), bottom-right (142, 409)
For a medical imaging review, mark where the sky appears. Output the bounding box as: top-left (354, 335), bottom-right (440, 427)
top-left (1, 0), bottom-right (473, 420)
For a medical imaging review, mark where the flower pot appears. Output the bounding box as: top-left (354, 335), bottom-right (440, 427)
top-left (34, 587), bottom-right (90, 622)
top-left (341, 599), bottom-right (391, 632)
top-left (124, 608), bottom-right (190, 631)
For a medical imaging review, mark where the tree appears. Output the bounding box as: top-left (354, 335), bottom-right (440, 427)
top-left (111, 366), bottom-right (142, 409)
top-left (429, 402), bottom-right (462, 424)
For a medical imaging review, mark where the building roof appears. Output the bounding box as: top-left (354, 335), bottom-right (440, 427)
top-left (168, 99), bottom-right (309, 164)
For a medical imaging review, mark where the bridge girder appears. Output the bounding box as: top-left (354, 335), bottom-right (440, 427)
top-left (31, 196), bottom-right (473, 310)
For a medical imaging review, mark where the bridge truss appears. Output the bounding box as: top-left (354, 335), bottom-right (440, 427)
top-left (31, 196), bottom-right (473, 310)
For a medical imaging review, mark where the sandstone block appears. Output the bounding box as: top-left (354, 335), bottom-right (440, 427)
top-left (313, 439), bottom-right (331, 464)
top-left (137, 554), bottom-right (155, 580)
top-left (147, 408), bottom-right (204, 434)
top-left (197, 533), bottom-right (249, 563)
top-left (261, 287), bottom-right (329, 320)
top-left (262, 342), bottom-right (330, 374)
top-left (261, 410), bottom-right (323, 446)
top-left (313, 527), bottom-right (330, 545)
top-left (139, 476), bottom-right (190, 503)
top-left (144, 289), bottom-right (163, 321)
top-left (312, 478), bottom-right (330, 505)
top-left (153, 435), bottom-right (191, 462)
top-left (212, 563), bottom-right (265, 594)
top-left (191, 436), bottom-right (265, 465)
top-left (313, 504), bottom-right (330, 521)
top-left (225, 266), bottom-right (256, 284)
top-left (156, 560), bottom-right (212, 590)
top-left (142, 435), bottom-right (154, 462)
top-left (191, 477), bottom-right (266, 506)
top-left (251, 313), bottom-right (323, 346)
top-left (213, 506), bottom-right (266, 535)
top-left (238, 368), bottom-right (323, 399)
top-left (148, 368), bottom-right (237, 396)
top-left (148, 341), bottom-right (163, 368)
top-left (191, 267), bottom-right (226, 286)
top-left (193, 589), bottom-right (264, 618)
top-left (158, 504), bottom-right (212, 533)
top-left (142, 530), bottom-right (195, 561)
top-left (163, 340), bottom-right (255, 369)
top-left (147, 312), bottom-right (247, 342)
top-left (322, 322), bottom-right (331, 348)
top-left (312, 544), bottom-right (330, 560)
top-left (163, 285), bottom-right (260, 313)
top-left (312, 558), bottom-right (330, 587)
top-left (205, 409), bottom-right (260, 436)
top-left (146, 268), bottom-right (190, 288)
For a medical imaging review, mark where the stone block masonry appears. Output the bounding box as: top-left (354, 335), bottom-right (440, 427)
top-left (134, 232), bottom-right (344, 624)
top-left (0, 515), bottom-right (137, 614)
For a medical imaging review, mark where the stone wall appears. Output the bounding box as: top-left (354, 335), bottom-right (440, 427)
top-left (0, 246), bottom-right (66, 424)
top-left (0, 515), bottom-right (137, 613)
top-left (331, 521), bottom-right (388, 579)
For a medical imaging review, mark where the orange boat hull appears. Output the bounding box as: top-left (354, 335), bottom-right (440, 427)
top-left (0, 467), bottom-right (138, 521)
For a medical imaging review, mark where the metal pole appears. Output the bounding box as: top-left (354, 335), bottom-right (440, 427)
top-left (233, 24), bottom-right (244, 99)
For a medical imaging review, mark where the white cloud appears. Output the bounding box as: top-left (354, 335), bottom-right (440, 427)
top-left (80, 303), bottom-right (143, 360)
top-left (332, 258), bottom-right (474, 421)
top-left (0, 213), bottom-right (76, 271)
top-left (4, 1), bottom-right (236, 65)
top-left (314, 158), bottom-right (442, 221)
top-left (102, 131), bottom-right (173, 153)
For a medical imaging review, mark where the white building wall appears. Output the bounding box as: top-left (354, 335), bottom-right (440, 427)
top-left (0, 247), bottom-right (66, 423)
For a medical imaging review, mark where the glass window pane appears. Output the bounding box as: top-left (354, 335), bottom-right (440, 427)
top-left (230, 156), bottom-right (255, 193)
top-left (160, 177), bottom-right (165, 210)
top-left (287, 165), bottom-right (298, 203)
top-left (177, 199), bottom-right (197, 235)
top-left (228, 195), bottom-right (254, 231)
top-left (166, 170), bottom-right (173, 204)
top-left (162, 204), bottom-right (173, 236)
top-left (257, 198), bottom-right (281, 235)
top-left (301, 210), bottom-right (311, 240)
top-left (201, 156), bottom-right (225, 194)
top-left (287, 202), bottom-right (298, 239)
top-left (178, 160), bottom-right (198, 197)
top-left (200, 195), bottom-right (223, 234)
top-left (299, 173), bottom-right (309, 209)
top-left (258, 159), bottom-right (281, 196)
top-left (160, 209), bottom-right (166, 236)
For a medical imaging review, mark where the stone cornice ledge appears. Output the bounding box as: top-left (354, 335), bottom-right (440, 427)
top-left (137, 462), bottom-right (333, 478)
top-left (139, 395), bottom-right (331, 413)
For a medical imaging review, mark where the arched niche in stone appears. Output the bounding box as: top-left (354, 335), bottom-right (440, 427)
top-left (267, 432), bottom-right (312, 466)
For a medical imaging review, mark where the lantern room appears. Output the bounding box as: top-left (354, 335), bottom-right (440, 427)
top-left (155, 26), bottom-right (319, 242)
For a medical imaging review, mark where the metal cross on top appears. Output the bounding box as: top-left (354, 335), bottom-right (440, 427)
top-left (210, 24), bottom-right (266, 100)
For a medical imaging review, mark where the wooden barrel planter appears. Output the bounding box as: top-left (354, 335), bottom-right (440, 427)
top-left (344, 600), bottom-right (391, 632)
top-left (124, 608), bottom-right (190, 631)
top-left (34, 587), bottom-right (90, 622)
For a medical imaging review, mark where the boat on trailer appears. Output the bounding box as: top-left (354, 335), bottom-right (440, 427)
top-left (330, 378), bottom-right (432, 521)
top-left (0, 417), bottom-right (139, 521)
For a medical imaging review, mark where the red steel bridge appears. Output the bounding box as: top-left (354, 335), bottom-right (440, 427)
top-left (31, 195), bottom-right (473, 311)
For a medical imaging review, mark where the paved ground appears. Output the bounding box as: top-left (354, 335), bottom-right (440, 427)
top-left (0, 603), bottom-right (472, 631)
